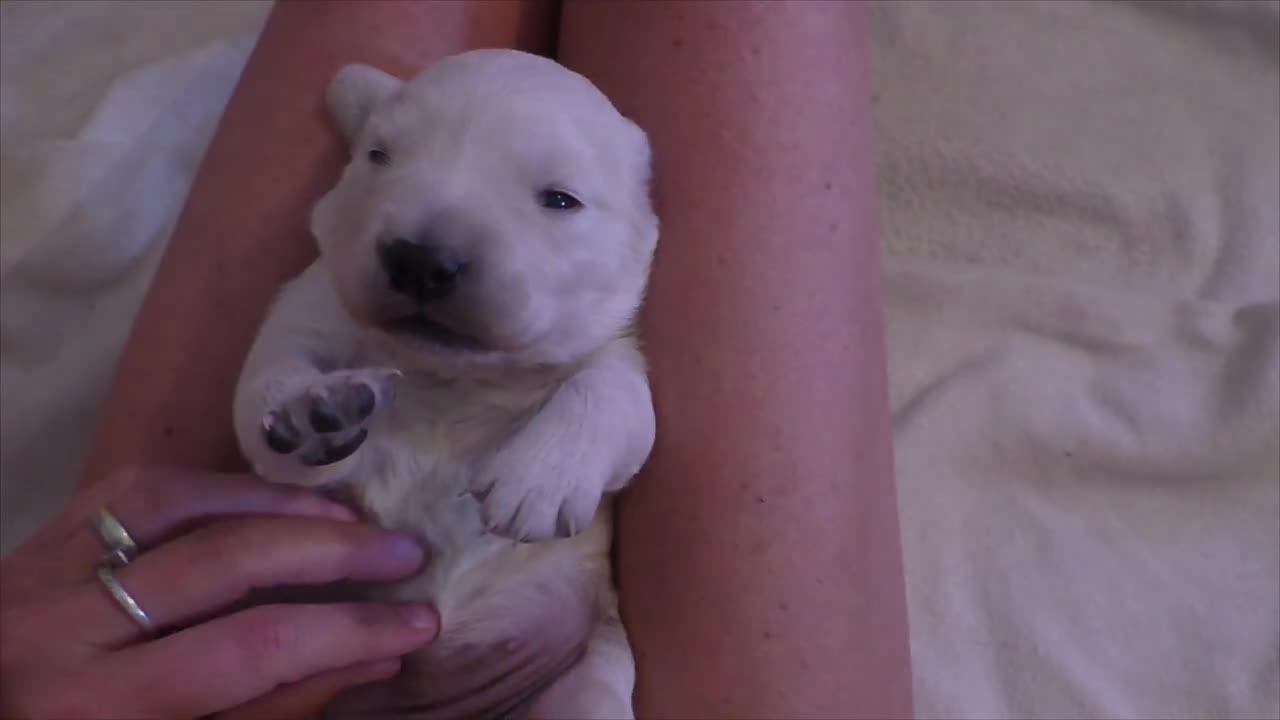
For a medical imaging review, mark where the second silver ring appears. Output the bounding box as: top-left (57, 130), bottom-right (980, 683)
top-left (96, 565), bottom-right (156, 634)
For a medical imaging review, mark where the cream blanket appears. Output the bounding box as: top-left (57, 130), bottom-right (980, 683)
top-left (1, 2), bottom-right (1276, 717)
top-left (873, 2), bottom-right (1279, 717)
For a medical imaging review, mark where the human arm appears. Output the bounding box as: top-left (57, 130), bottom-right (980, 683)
top-left (558, 3), bottom-right (914, 717)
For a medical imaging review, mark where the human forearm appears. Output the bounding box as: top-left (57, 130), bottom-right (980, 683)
top-left (559, 2), bottom-right (913, 717)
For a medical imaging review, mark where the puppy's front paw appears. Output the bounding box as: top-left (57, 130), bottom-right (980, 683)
top-left (262, 368), bottom-right (399, 467)
top-left (470, 451), bottom-right (607, 543)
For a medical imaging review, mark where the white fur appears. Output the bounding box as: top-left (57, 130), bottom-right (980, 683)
top-left (232, 50), bottom-right (657, 719)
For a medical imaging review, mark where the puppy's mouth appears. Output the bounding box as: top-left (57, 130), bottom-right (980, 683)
top-left (386, 313), bottom-right (484, 351)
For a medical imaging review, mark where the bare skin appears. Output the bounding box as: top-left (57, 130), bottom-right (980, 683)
top-left (559, 3), bottom-right (913, 717)
top-left (0, 467), bottom-right (438, 720)
top-left (73, 0), bottom-right (913, 717)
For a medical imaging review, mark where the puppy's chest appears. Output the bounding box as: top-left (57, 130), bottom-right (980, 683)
top-left (347, 373), bottom-right (547, 548)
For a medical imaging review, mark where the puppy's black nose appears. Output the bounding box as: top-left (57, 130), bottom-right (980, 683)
top-left (378, 238), bottom-right (463, 302)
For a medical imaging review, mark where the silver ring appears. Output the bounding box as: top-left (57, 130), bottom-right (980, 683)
top-left (92, 508), bottom-right (139, 567)
top-left (96, 566), bottom-right (155, 634)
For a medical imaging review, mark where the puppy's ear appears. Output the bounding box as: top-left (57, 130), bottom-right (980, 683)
top-left (621, 116), bottom-right (655, 205)
top-left (326, 64), bottom-right (402, 143)
top-left (622, 118), bottom-right (653, 183)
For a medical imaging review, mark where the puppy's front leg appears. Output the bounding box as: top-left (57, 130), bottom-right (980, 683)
top-left (233, 266), bottom-right (396, 488)
top-left (471, 340), bottom-right (656, 542)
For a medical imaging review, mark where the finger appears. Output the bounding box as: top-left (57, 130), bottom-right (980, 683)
top-left (214, 658), bottom-right (401, 720)
top-left (67, 516), bottom-right (425, 647)
top-left (59, 467), bottom-right (357, 577)
top-left (95, 602), bottom-right (437, 720)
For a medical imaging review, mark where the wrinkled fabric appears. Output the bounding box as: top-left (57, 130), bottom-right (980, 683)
top-left (873, 2), bottom-right (1279, 717)
top-left (0, 0), bottom-right (271, 550)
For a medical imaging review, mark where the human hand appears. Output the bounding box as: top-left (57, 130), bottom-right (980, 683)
top-left (0, 467), bottom-right (437, 720)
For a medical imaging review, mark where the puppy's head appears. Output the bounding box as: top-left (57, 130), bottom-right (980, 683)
top-left (311, 50), bottom-right (657, 372)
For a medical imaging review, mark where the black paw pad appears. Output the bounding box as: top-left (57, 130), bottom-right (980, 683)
top-left (308, 403), bottom-right (344, 433)
top-left (263, 412), bottom-right (302, 454)
top-left (350, 383), bottom-right (377, 421)
top-left (300, 428), bottom-right (369, 467)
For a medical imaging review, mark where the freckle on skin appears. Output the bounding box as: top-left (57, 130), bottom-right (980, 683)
top-left (755, 495), bottom-right (766, 504)
top-left (163, 425), bottom-right (176, 438)
top-left (672, 37), bottom-right (683, 49)
top-left (829, 222), bottom-right (839, 233)
top-left (750, 45), bottom-right (761, 57)
top-left (823, 180), bottom-right (833, 191)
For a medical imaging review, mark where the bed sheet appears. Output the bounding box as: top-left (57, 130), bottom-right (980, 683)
top-left (0, 0), bottom-right (271, 550)
top-left (872, 2), bottom-right (1279, 717)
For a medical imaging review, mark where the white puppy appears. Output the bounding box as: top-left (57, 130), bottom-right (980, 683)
top-left (232, 49), bottom-right (657, 719)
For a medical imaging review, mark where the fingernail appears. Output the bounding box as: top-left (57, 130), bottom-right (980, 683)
top-left (380, 531), bottom-right (425, 565)
top-left (384, 530), bottom-right (424, 563)
top-left (350, 531), bottom-right (426, 581)
top-left (398, 603), bottom-right (438, 631)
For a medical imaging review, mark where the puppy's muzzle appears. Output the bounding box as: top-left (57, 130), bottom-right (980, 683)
top-left (379, 237), bottom-right (466, 303)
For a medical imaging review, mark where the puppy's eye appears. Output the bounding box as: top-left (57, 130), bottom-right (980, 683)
top-left (538, 189), bottom-right (582, 211)
top-left (368, 147), bottom-right (391, 166)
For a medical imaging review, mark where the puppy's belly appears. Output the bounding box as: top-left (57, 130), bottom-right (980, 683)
top-left (327, 542), bottom-right (601, 720)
